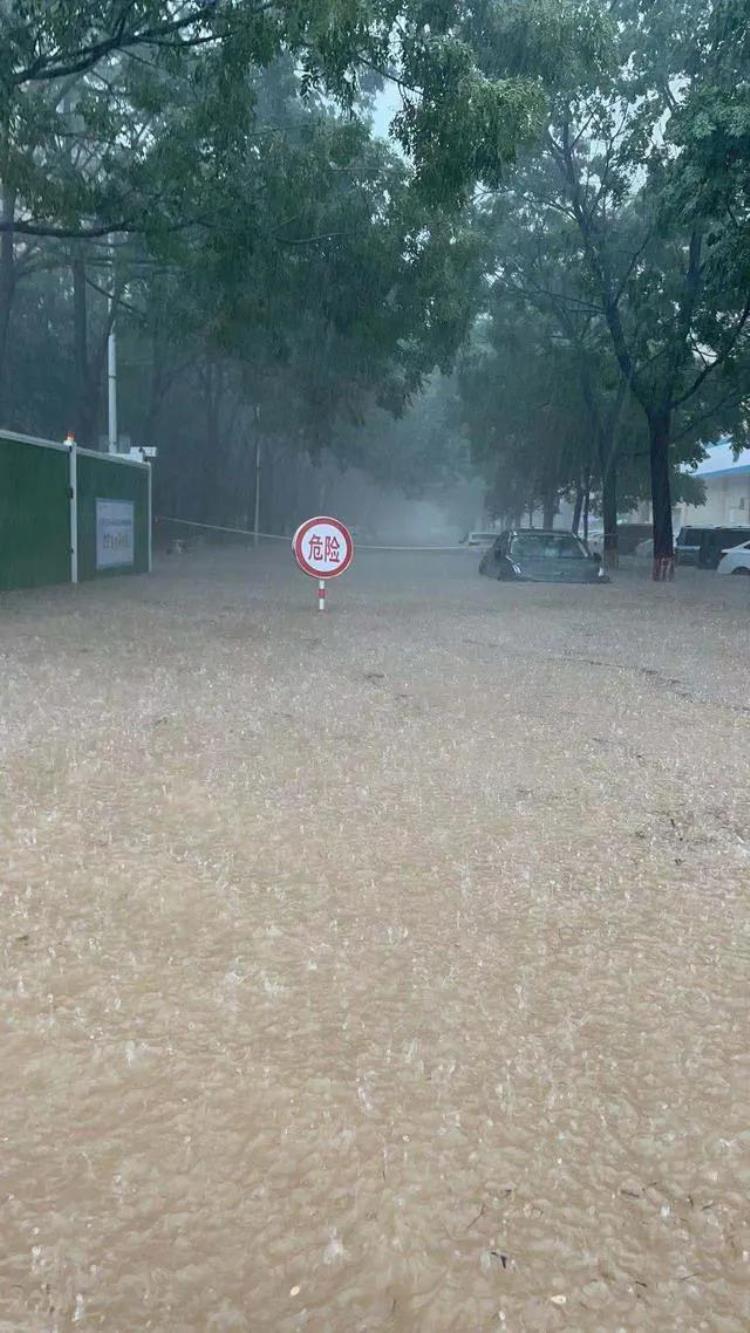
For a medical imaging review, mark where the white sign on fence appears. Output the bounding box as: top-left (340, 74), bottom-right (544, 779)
top-left (96, 499), bottom-right (135, 569)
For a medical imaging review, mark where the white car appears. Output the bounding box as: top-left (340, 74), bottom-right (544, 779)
top-left (716, 540), bottom-right (750, 575)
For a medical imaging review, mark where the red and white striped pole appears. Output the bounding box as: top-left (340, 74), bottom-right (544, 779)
top-left (318, 578), bottom-right (326, 612)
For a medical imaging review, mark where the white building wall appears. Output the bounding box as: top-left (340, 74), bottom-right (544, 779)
top-left (622, 453), bottom-right (750, 532)
top-left (676, 473), bottom-right (750, 530)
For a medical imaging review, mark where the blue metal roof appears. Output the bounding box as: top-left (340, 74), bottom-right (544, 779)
top-left (690, 440), bottom-right (750, 479)
top-left (696, 463), bottom-right (750, 478)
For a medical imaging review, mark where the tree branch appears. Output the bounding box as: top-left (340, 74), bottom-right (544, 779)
top-left (84, 273), bottom-right (141, 315)
top-left (12, 6), bottom-right (229, 85)
top-left (612, 228), bottom-right (654, 305)
top-left (277, 229), bottom-right (357, 246)
top-left (672, 386), bottom-right (748, 443)
top-left (665, 228), bottom-right (703, 402)
top-left (0, 219), bottom-right (133, 238)
top-left (670, 292), bottom-right (750, 409)
top-left (549, 123), bottom-right (643, 404)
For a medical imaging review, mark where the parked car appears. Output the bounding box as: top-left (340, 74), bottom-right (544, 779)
top-left (675, 524), bottom-right (750, 569)
top-left (716, 540), bottom-right (750, 576)
top-left (479, 529), bottom-right (609, 583)
top-left (699, 527), bottom-right (750, 569)
top-left (675, 525), bottom-right (709, 566)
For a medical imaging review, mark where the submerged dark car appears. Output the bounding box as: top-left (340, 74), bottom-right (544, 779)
top-left (479, 529), bottom-right (609, 583)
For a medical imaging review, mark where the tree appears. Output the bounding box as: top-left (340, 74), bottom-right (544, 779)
top-left (541, 0), bottom-right (750, 575)
top-left (79, 56), bottom-right (493, 526)
top-left (458, 305), bottom-right (594, 527)
top-left (453, 0), bottom-right (750, 576)
top-left (160, 62), bottom-right (490, 442)
top-left (0, 0), bottom-right (580, 240)
top-left (0, 2), bottom-right (223, 91)
top-left (0, 0), bottom-right (570, 426)
top-left (0, 0), bottom-right (605, 478)
top-left (665, 0), bottom-right (750, 334)
top-left (456, 186), bottom-right (726, 546)
top-left (475, 187), bottom-right (630, 560)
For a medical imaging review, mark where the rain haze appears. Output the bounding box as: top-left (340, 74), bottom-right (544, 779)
top-left (1, 4), bottom-right (749, 1332)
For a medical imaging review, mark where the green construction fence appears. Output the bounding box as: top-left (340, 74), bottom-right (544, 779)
top-left (0, 429), bottom-right (151, 592)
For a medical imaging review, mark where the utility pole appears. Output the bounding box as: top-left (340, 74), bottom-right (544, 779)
top-left (107, 236), bottom-right (117, 453)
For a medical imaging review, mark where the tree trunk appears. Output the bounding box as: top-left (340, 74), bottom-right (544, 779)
top-left (543, 493), bottom-right (557, 529)
top-left (146, 363), bottom-right (165, 447)
top-left (0, 185), bottom-right (16, 423)
top-left (72, 252), bottom-right (90, 444)
top-left (583, 470), bottom-right (591, 542)
top-left (649, 408), bottom-right (675, 580)
top-left (571, 481), bottom-right (584, 535)
top-left (201, 361), bottom-right (223, 521)
top-left (601, 461), bottom-right (618, 569)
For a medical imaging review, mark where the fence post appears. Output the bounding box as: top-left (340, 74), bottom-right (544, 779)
top-left (65, 433), bottom-right (78, 584)
top-left (147, 461), bottom-right (153, 573)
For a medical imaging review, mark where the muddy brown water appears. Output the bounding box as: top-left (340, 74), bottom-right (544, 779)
top-left (1, 550), bottom-right (749, 1331)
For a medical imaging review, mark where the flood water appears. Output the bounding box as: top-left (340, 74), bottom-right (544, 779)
top-left (1, 549), bottom-right (749, 1330)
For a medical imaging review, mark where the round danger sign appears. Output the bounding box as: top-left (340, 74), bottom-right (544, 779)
top-left (292, 516), bottom-right (354, 578)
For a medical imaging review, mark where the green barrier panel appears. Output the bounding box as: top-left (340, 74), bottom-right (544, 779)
top-left (76, 451), bottom-right (150, 581)
top-left (1, 431), bottom-right (151, 592)
top-left (0, 433), bottom-right (71, 591)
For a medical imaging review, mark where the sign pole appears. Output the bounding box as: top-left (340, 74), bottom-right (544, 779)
top-left (318, 578), bottom-right (326, 612)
